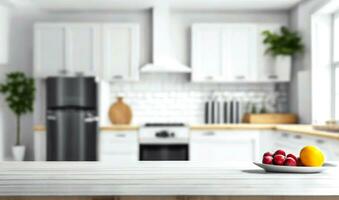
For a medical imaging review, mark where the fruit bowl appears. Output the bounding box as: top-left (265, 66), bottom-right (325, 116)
top-left (253, 162), bottom-right (335, 173)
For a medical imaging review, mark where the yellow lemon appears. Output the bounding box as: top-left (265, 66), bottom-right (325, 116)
top-left (300, 146), bottom-right (325, 167)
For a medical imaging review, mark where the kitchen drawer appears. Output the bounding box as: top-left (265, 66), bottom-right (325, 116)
top-left (273, 132), bottom-right (338, 161)
top-left (99, 131), bottom-right (138, 154)
top-left (190, 130), bottom-right (260, 162)
top-left (100, 132), bottom-right (137, 143)
top-left (191, 130), bottom-right (260, 141)
top-left (99, 153), bottom-right (138, 163)
top-left (99, 142), bottom-right (138, 154)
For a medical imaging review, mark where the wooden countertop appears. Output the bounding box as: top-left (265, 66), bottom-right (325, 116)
top-left (0, 161), bottom-right (338, 196)
top-left (33, 124), bottom-right (339, 140)
top-left (190, 124), bottom-right (277, 130)
top-left (100, 125), bottom-right (139, 131)
top-left (276, 125), bottom-right (339, 140)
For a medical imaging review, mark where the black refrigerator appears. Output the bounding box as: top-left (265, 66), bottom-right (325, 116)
top-left (46, 77), bottom-right (98, 161)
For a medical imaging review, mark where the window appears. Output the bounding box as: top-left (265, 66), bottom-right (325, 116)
top-left (334, 13), bottom-right (339, 119)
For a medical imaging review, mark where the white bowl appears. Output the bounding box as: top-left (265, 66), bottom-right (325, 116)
top-left (253, 162), bottom-right (336, 173)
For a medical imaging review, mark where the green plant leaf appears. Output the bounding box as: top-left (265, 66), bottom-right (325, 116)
top-left (262, 26), bottom-right (304, 56)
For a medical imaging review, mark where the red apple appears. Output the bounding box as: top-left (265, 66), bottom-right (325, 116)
top-left (263, 152), bottom-right (273, 157)
top-left (284, 157), bottom-right (297, 166)
top-left (287, 154), bottom-right (297, 161)
top-left (274, 149), bottom-right (286, 156)
top-left (262, 156), bottom-right (273, 164)
top-left (273, 154), bottom-right (286, 165)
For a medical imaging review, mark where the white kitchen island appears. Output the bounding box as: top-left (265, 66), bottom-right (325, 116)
top-left (0, 162), bottom-right (338, 199)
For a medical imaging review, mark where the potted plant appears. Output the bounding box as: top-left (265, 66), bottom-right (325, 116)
top-left (0, 72), bottom-right (35, 161)
top-left (262, 26), bottom-right (304, 79)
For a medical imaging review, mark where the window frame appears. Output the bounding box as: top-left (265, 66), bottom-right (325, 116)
top-left (331, 13), bottom-right (339, 119)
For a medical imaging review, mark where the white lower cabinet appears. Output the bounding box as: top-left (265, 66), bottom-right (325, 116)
top-left (34, 129), bottom-right (339, 162)
top-left (272, 131), bottom-right (339, 161)
top-left (99, 131), bottom-right (138, 163)
top-left (34, 131), bottom-right (47, 161)
top-left (190, 131), bottom-right (260, 162)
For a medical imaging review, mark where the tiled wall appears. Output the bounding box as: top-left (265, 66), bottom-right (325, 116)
top-left (108, 74), bottom-right (289, 125)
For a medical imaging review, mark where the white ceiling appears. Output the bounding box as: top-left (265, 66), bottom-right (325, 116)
top-left (9, 0), bottom-right (304, 11)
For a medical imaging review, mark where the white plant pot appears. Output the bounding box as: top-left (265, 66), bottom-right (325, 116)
top-left (275, 55), bottom-right (292, 82)
top-left (12, 145), bottom-right (25, 161)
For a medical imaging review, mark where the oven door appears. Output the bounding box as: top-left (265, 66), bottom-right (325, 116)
top-left (139, 144), bottom-right (189, 161)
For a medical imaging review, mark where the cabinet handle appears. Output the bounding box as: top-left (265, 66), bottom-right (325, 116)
top-left (116, 134), bottom-right (127, 138)
top-left (294, 135), bottom-right (302, 139)
top-left (316, 139), bottom-right (325, 144)
top-left (75, 72), bottom-right (84, 76)
top-left (47, 115), bottom-right (57, 121)
top-left (113, 75), bottom-right (124, 80)
top-left (59, 69), bottom-right (68, 75)
top-left (268, 75), bottom-right (278, 79)
top-left (281, 133), bottom-right (289, 138)
top-left (203, 132), bottom-right (215, 136)
top-left (235, 75), bottom-right (245, 80)
top-left (84, 117), bottom-right (98, 123)
top-left (205, 76), bottom-right (214, 80)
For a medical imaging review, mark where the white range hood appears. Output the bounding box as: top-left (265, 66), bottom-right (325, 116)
top-left (141, 1), bottom-right (191, 73)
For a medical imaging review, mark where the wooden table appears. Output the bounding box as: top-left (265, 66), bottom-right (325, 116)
top-left (0, 162), bottom-right (338, 200)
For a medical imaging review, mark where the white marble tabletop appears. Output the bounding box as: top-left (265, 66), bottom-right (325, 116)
top-left (0, 161), bottom-right (338, 196)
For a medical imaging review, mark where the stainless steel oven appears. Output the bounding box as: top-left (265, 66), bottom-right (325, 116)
top-left (139, 123), bottom-right (189, 161)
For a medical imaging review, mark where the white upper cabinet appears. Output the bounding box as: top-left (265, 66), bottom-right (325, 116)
top-left (102, 24), bottom-right (139, 81)
top-left (34, 24), bottom-right (67, 77)
top-left (66, 24), bottom-right (101, 76)
top-left (34, 23), bottom-right (139, 80)
top-left (224, 24), bottom-right (257, 82)
top-left (192, 23), bottom-right (257, 82)
top-left (192, 25), bottom-right (224, 81)
top-left (0, 5), bottom-right (9, 65)
top-left (192, 23), bottom-right (290, 83)
top-left (257, 24), bottom-right (291, 82)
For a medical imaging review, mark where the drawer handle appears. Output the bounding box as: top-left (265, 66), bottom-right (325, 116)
top-left (316, 139), bottom-right (325, 144)
top-left (235, 75), bottom-right (245, 80)
top-left (113, 75), bottom-right (123, 79)
top-left (281, 133), bottom-right (289, 138)
top-left (205, 76), bottom-right (214, 80)
top-left (203, 132), bottom-right (215, 136)
top-left (294, 135), bottom-right (302, 139)
top-left (116, 134), bottom-right (127, 138)
top-left (268, 75), bottom-right (278, 79)
top-left (59, 69), bottom-right (68, 75)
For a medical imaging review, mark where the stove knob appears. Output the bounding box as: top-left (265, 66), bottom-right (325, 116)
top-left (156, 130), bottom-right (170, 138)
top-left (170, 132), bottom-right (175, 137)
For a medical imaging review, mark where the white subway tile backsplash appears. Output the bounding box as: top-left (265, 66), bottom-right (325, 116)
top-left (108, 74), bottom-right (288, 124)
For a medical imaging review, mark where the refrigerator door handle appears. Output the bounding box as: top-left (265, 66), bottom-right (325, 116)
top-left (47, 115), bottom-right (57, 121)
top-left (84, 116), bottom-right (99, 123)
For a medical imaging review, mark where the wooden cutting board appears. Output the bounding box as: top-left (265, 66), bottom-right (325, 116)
top-left (109, 97), bottom-right (132, 125)
top-left (248, 113), bottom-right (298, 124)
